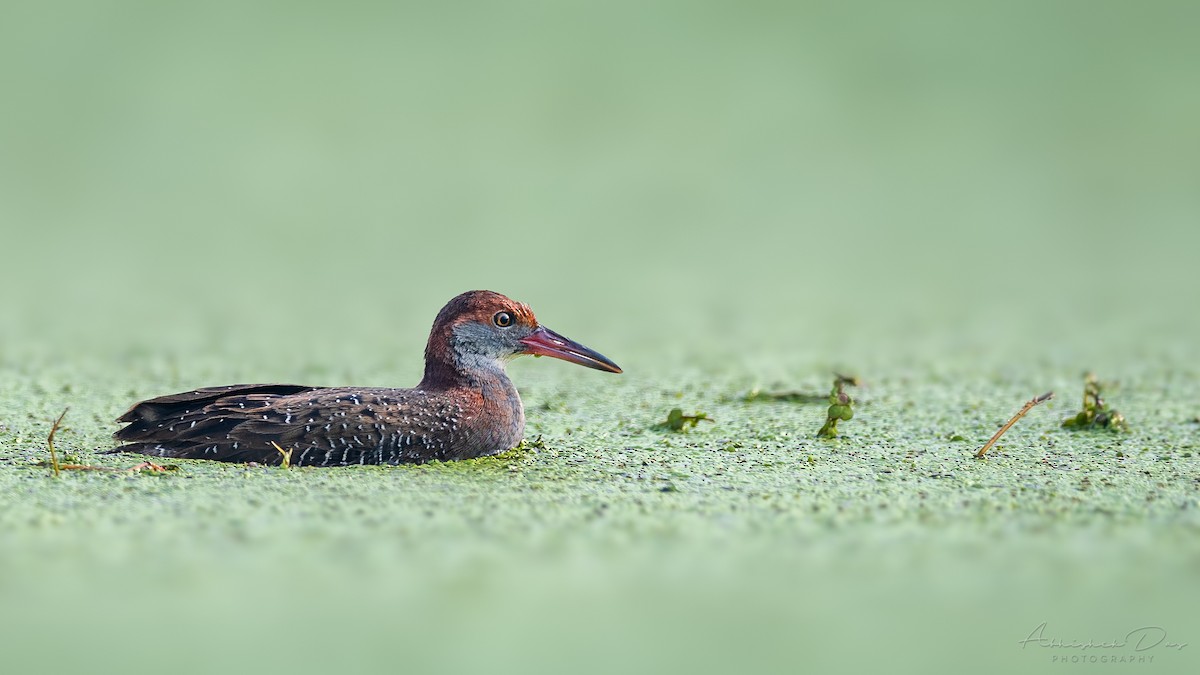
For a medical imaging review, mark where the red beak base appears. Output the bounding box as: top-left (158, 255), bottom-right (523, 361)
top-left (519, 326), bottom-right (622, 374)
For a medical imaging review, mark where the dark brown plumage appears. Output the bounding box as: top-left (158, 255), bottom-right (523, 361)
top-left (110, 291), bottom-right (621, 466)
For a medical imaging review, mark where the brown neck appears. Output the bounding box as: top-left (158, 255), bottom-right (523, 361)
top-left (420, 356), bottom-right (466, 390)
top-left (420, 321), bottom-right (463, 389)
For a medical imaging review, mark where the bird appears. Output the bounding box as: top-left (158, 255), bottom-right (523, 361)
top-left (110, 290), bottom-right (621, 466)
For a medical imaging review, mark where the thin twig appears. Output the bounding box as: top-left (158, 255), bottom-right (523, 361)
top-left (47, 408), bottom-right (68, 477)
top-left (976, 392), bottom-right (1054, 458)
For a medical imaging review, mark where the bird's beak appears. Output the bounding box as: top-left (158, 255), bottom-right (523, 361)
top-left (519, 326), bottom-right (623, 374)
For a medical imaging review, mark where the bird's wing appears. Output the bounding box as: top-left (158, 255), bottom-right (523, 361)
top-left (112, 386), bottom-right (467, 465)
top-left (115, 384), bottom-right (322, 423)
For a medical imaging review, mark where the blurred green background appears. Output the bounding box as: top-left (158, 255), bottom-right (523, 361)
top-left (1, 1), bottom-right (1198, 674)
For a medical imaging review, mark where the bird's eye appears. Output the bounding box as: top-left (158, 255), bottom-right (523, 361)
top-left (493, 311), bottom-right (514, 328)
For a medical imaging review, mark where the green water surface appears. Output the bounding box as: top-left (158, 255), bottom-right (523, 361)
top-left (2, 2), bottom-right (1198, 674)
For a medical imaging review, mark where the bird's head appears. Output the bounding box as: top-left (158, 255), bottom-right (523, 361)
top-left (423, 290), bottom-right (622, 385)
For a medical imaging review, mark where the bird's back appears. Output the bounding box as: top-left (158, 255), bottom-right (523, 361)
top-left (112, 383), bottom-right (519, 465)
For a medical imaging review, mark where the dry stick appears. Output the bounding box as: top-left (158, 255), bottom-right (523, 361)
top-left (976, 392), bottom-right (1054, 458)
top-left (47, 408), bottom-right (69, 477)
top-left (125, 461), bottom-right (171, 473)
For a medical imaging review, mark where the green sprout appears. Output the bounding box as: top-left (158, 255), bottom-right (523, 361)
top-left (655, 407), bottom-right (713, 432)
top-left (1062, 373), bottom-right (1128, 431)
top-left (271, 441), bottom-right (293, 469)
top-left (817, 374), bottom-right (859, 438)
top-left (511, 435), bottom-right (549, 456)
